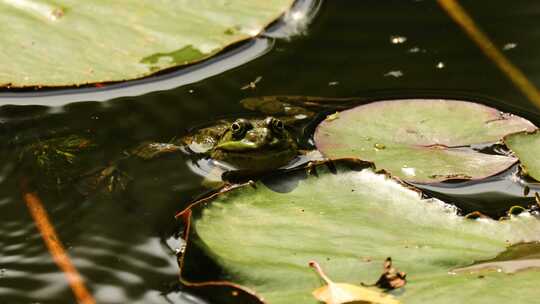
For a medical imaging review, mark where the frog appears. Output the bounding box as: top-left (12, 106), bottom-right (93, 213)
top-left (127, 116), bottom-right (301, 187)
top-left (187, 116), bottom-right (297, 171)
top-left (16, 96), bottom-right (359, 192)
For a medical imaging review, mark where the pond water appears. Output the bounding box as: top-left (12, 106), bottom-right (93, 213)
top-left (2, 1), bottom-right (540, 303)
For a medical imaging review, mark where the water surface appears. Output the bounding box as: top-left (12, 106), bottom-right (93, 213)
top-left (2, 1), bottom-right (540, 303)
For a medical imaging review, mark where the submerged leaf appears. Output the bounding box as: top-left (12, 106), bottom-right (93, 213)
top-left (314, 99), bottom-right (536, 182)
top-left (20, 135), bottom-right (96, 188)
top-left (309, 261), bottom-right (399, 304)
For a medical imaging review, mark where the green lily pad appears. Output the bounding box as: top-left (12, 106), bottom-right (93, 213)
top-left (179, 160), bottom-right (540, 304)
top-left (314, 99), bottom-right (537, 183)
top-left (504, 130), bottom-right (540, 181)
top-left (0, 0), bottom-right (293, 87)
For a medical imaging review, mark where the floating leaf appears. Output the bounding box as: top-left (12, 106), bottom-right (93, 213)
top-left (314, 99), bottom-right (536, 183)
top-left (0, 0), bottom-right (294, 87)
top-left (178, 160), bottom-right (540, 304)
top-left (504, 130), bottom-right (540, 181)
top-left (309, 260), bottom-right (399, 304)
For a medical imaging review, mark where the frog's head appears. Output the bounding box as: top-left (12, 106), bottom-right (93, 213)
top-left (210, 117), bottom-right (297, 170)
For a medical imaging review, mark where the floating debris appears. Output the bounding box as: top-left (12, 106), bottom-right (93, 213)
top-left (408, 46), bottom-right (427, 53)
top-left (309, 260), bottom-right (400, 304)
top-left (363, 258), bottom-right (407, 290)
top-left (503, 43), bottom-right (517, 51)
top-left (384, 70), bottom-right (403, 78)
top-left (241, 76), bottom-right (262, 90)
top-left (390, 35), bottom-right (407, 44)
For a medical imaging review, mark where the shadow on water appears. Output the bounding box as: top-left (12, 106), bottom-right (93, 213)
top-left (3, 0), bottom-right (540, 303)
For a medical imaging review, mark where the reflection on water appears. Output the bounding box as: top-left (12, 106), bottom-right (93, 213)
top-left (3, 0), bottom-right (540, 303)
top-left (0, 156), bottom-right (205, 303)
top-left (0, 39), bottom-right (273, 108)
top-left (414, 164), bottom-right (538, 217)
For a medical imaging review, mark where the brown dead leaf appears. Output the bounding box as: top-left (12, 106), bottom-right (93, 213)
top-left (309, 260), bottom-right (400, 304)
top-left (370, 258), bottom-right (407, 290)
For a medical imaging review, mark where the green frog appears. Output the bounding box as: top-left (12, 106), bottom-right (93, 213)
top-left (185, 116), bottom-right (297, 171)
top-left (126, 115), bottom-right (302, 187)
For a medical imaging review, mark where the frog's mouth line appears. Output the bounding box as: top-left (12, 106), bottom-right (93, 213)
top-left (213, 139), bottom-right (284, 152)
top-left (211, 144), bottom-right (297, 161)
top-left (213, 146), bottom-right (294, 157)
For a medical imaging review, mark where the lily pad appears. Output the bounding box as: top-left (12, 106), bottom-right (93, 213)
top-left (178, 160), bottom-right (540, 304)
top-left (0, 0), bottom-right (294, 87)
top-left (314, 99), bottom-right (537, 183)
top-left (504, 130), bottom-right (540, 181)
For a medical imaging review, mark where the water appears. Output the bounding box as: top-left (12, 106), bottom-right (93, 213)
top-left (2, 0), bottom-right (540, 303)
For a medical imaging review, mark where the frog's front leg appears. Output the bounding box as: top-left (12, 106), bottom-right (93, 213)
top-left (130, 142), bottom-right (184, 160)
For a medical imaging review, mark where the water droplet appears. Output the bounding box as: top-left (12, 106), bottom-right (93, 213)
top-left (401, 167), bottom-right (416, 176)
top-left (390, 35), bottom-right (407, 44)
top-left (436, 62), bottom-right (445, 69)
top-left (384, 70), bottom-right (403, 78)
top-left (291, 11), bottom-right (305, 21)
top-left (244, 27), bottom-right (261, 36)
top-left (374, 143), bottom-right (386, 150)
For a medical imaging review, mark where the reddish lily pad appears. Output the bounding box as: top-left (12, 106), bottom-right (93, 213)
top-left (314, 99), bottom-right (537, 183)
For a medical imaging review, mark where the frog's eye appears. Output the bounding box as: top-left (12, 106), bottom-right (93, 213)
top-left (267, 117), bottom-right (285, 134)
top-left (231, 122), bottom-right (242, 132)
top-left (231, 119), bottom-right (250, 138)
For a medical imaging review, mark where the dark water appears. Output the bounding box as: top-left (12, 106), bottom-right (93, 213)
top-left (2, 0), bottom-right (540, 303)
